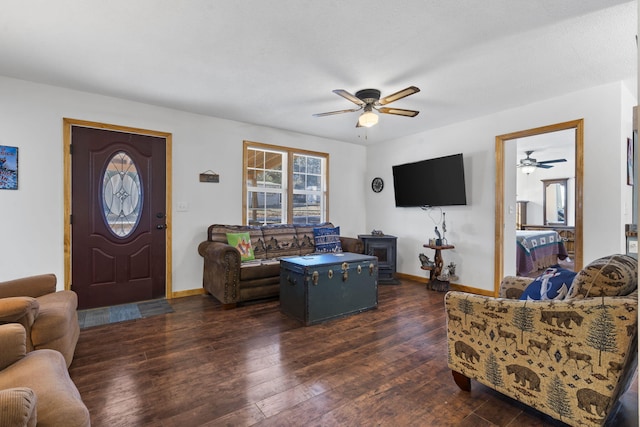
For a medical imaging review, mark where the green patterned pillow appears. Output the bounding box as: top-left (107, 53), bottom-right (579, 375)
top-left (226, 232), bottom-right (255, 261)
top-left (568, 254), bottom-right (637, 298)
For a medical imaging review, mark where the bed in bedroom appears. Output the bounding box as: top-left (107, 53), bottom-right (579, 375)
top-left (516, 229), bottom-right (568, 275)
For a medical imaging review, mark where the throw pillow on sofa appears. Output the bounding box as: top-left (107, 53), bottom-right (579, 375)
top-left (226, 232), bottom-right (255, 261)
top-left (313, 226), bottom-right (342, 253)
top-left (520, 266), bottom-right (577, 301)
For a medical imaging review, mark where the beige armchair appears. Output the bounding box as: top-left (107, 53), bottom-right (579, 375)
top-left (0, 323), bottom-right (90, 427)
top-left (0, 274), bottom-right (79, 367)
top-left (446, 254), bottom-right (638, 427)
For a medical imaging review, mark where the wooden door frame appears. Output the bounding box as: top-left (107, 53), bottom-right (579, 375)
top-left (494, 119), bottom-right (584, 295)
top-left (63, 118), bottom-right (173, 297)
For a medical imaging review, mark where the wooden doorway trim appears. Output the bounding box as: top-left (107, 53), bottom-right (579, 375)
top-left (63, 118), bottom-right (173, 297)
top-left (494, 119), bottom-right (584, 295)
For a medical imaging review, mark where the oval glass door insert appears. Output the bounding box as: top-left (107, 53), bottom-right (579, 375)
top-left (102, 151), bottom-right (142, 237)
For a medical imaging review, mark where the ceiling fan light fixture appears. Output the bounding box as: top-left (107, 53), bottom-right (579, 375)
top-left (358, 105), bottom-right (378, 127)
top-left (314, 86), bottom-right (420, 128)
top-left (521, 165), bottom-right (536, 175)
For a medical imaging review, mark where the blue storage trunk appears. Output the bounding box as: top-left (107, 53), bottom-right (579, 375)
top-left (279, 253), bottom-right (378, 326)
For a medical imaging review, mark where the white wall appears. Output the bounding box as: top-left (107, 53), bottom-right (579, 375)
top-left (0, 75), bottom-right (634, 295)
top-left (366, 81), bottom-right (636, 292)
top-left (0, 76), bottom-right (368, 293)
top-left (621, 84), bottom-right (636, 227)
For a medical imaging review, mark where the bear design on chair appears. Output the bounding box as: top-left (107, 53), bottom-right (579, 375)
top-left (540, 310), bottom-right (584, 329)
top-left (576, 388), bottom-right (611, 417)
top-left (454, 341), bottom-right (480, 364)
top-left (506, 364), bottom-right (541, 392)
top-left (445, 254), bottom-right (638, 427)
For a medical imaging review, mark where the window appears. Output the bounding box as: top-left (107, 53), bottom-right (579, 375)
top-left (243, 141), bottom-right (328, 225)
top-left (102, 151), bottom-right (142, 237)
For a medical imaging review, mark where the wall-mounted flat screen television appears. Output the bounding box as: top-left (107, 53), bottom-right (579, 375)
top-left (392, 153), bottom-right (467, 207)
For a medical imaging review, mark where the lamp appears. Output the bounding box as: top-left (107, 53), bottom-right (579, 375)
top-left (520, 165), bottom-right (536, 175)
top-left (358, 105), bottom-right (379, 128)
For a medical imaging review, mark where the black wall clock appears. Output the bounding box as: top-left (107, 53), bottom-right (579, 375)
top-left (371, 177), bottom-right (384, 193)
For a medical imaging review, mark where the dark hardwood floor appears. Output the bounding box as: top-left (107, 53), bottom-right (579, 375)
top-left (68, 280), bottom-right (638, 427)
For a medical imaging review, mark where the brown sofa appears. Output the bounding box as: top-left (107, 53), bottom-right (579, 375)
top-left (198, 223), bottom-right (364, 307)
top-left (0, 274), bottom-right (79, 368)
top-left (0, 323), bottom-right (90, 427)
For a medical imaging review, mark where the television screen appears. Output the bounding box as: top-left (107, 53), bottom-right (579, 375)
top-left (392, 153), bottom-right (467, 207)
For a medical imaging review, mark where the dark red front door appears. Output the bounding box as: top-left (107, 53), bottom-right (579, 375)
top-left (71, 126), bottom-right (166, 309)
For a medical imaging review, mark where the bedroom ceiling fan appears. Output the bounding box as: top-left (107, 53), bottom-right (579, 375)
top-left (313, 86), bottom-right (420, 128)
top-left (518, 150), bottom-right (567, 174)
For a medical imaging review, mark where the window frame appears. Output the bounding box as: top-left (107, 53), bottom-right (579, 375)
top-left (243, 140), bottom-right (329, 225)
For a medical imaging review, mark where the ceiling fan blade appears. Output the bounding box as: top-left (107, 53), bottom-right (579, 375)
top-left (537, 164), bottom-right (554, 169)
top-left (379, 86), bottom-right (420, 105)
top-left (538, 159), bottom-right (567, 164)
top-left (313, 108), bottom-right (362, 117)
top-left (333, 89), bottom-right (366, 106)
top-left (378, 107), bottom-right (419, 117)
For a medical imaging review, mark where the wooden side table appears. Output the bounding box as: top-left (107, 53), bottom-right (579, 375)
top-left (421, 244), bottom-right (454, 291)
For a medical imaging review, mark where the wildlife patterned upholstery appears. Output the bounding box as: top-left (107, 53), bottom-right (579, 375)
top-left (261, 224), bottom-right (300, 258)
top-left (499, 275), bottom-right (535, 299)
top-left (445, 254), bottom-right (638, 427)
top-left (567, 254), bottom-right (637, 298)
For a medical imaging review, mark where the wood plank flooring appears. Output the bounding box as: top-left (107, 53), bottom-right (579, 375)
top-left (68, 280), bottom-right (638, 426)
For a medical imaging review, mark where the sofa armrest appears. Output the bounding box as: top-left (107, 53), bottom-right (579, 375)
top-left (445, 291), bottom-right (638, 426)
top-left (498, 275), bottom-right (534, 299)
top-left (0, 298), bottom-right (39, 324)
top-left (0, 387), bottom-right (37, 427)
top-left (340, 236), bottom-right (364, 254)
top-left (0, 274), bottom-right (57, 299)
top-left (198, 241), bottom-right (242, 304)
top-left (0, 324), bottom-right (27, 370)
top-left (0, 297), bottom-right (39, 345)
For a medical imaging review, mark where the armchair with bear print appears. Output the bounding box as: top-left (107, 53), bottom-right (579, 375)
top-left (445, 254), bottom-right (637, 427)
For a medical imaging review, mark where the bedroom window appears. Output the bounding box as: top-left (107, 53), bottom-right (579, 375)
top-left (243, 141), bottom-right (328, 225)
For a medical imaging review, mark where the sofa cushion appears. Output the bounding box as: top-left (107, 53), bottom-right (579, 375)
top-left (261, 224), bottom-right (300, 258)
top-left (519, 266), bottom-right (576, 301)
top-left (208, 224), bottom-right (266, 259)
top-left (226, 232), bottom-right (255, 261)
top-left (0, 387), bottom-right (37, 427)
top-left (30, 290), bottom-right (79, 367)
top-left (313, 226), bottom-right (342, 253)
top-left (240, 261), bottom-right (282, 281)
top-left (568, 254), bottom-right (638, 298)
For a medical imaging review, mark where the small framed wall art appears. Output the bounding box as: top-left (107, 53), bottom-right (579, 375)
top-left (0, 145), bottom-right (18, 190)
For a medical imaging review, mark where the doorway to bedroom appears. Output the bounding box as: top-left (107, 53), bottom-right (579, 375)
top-left (494, 119), bottom-right (584, 291)
top-left (515, 129), bottom-right (576, 277)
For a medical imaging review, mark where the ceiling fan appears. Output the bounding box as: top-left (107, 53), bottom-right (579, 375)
top-left (313, 86), bottom-right (420, 128)
top-left (518, 150), bottom-right (567, 174)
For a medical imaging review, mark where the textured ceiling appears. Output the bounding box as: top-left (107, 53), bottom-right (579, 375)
top-left (0, 0), bottom-right (636, 145)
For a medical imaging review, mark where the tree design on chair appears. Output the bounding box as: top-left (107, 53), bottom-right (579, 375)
top-left (445, 253), bottom-right (638, 427)
top-left (547, 375), bottom-right (573, 422)
top-left (586, 302), bottom-right (618, 367)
